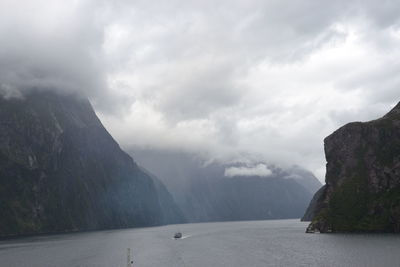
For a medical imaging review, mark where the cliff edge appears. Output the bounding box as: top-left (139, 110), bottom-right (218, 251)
top-left (305, 102), bottom-right (400, 232)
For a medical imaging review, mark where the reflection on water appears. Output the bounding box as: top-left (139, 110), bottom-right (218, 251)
top-left (0, 219), bottom-right (399, 267)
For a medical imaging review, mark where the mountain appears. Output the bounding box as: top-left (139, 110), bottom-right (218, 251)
top-left (305, 102), bottom-right (400, 233)
top-left (301, 186), bottom-right (326, 221)
top-left (131, 149), bottom-right (322, 222)
top-left (0, 91), bottom-right (184, 237)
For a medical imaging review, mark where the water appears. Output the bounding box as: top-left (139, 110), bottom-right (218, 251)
top-left (0, 219), bottom-right (399, 267)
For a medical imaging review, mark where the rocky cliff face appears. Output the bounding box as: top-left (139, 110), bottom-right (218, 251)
top-left (305, 102), bottom-right (400, 232)
top-left (0, 91), bottom-right (184, 237)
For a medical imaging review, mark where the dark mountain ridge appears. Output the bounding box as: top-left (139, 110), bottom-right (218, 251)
top-left (0, 91), bottom-right (183, 237)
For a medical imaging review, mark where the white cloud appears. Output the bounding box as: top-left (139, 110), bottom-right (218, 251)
top-left (2, 0), bottom-right (400, 182)
top-left (224, 164), bottom-right (272, 177)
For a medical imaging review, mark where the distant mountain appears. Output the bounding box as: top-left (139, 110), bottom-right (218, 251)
top-left (0, 91), bottom-right (184, 237)
top-left (131, 149), bottom-right (322, 222)
top-left (305, 101), bottom-right (400, 233)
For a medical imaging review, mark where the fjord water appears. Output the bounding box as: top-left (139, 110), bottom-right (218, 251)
top-left (1, 220), bottom-right (399, 267)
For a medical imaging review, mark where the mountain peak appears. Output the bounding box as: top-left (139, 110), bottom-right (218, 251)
top-left (383, 101), bottom-right (400, 119)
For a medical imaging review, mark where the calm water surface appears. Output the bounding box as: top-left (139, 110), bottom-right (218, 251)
top-left (0, 219), bottom-right (399, 267)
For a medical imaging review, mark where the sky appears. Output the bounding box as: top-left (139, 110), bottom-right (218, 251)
top-left (1, 0), bottom-right (400, 181)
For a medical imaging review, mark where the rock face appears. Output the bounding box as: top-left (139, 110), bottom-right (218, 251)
top-left (131, 149), bottom-right (322, 223)
top-left (301, 185), bottom-right (325, 221)
top-left (0, 91), bottom-right (184, 237)
top-left (305, 102), bottom-right (400, 233)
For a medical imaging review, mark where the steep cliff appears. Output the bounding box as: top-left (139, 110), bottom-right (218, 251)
top-left (0, 91), bottom-right (184, 237)
top-left (306, 102), bottom-right (400, 232)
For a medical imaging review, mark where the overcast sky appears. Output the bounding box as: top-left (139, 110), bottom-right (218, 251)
top-left (1, 0), bottom-right (400, 181)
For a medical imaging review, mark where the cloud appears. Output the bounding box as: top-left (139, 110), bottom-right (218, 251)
top-left (224, 164), bottom-right (272, 177)
top-left (100, 0), bottom-right (400, 182)
top-left (2, 0), bottom-right (400, 181)
top-left (0, 0), bottom-right (126, 112)
top-left (0, 1), bottom-right (99, 91)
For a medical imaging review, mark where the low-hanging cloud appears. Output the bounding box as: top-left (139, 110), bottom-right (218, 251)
top-left (0, 0), bottom-right (127, 111)
top-left (0, 1), bottom-right (100, 92)
top-left (224, 164), bottom-right (272, 177)
top-left (2, 0), bottom-right (400, 181)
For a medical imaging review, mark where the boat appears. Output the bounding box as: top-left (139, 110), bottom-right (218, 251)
top-left (174, 232), bottom-right (182, 239)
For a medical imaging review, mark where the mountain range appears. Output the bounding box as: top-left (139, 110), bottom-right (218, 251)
top-left (131, 149), bottom-right (321, 222)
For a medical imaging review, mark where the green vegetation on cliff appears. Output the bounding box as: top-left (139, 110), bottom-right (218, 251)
top-left (306, 102), bottom-right (400, 233)
top-left (0, 91), bottom-right (184, 237)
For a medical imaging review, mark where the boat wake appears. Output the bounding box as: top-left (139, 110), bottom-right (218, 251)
top-left (172, 235), bottom-right (192, 240)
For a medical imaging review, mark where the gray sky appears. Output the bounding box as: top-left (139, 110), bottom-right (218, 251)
top-left (1, 0), bottom-right (400, 181)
